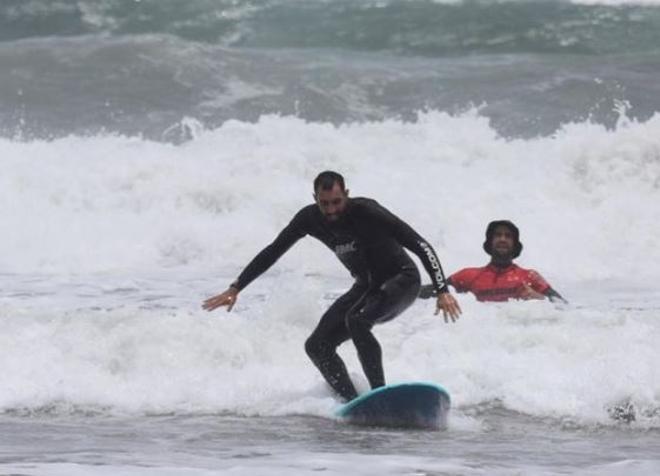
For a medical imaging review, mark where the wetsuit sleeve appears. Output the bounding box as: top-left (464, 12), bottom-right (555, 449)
top-left (363, 201), bottom-right (449, 293)
top-left (525, 269), bottom-right (568, 303)
top-left (418, 275), bottom-right (455, 299)
top-left (545, 288), bottom-right (568, 304)
top-left (417, 284), bottom-right (436, 299)
top-left (526, 270), bottom-right (551, 295)
top-left (230, 208), bottom-right (309, 291)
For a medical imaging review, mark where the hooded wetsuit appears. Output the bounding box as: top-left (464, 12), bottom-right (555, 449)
top-left (230, 197), bottom-right (448, 401)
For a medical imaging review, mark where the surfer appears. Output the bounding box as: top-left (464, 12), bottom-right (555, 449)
top-left (203, 171), bottom-right (461, 402)
top-left (419, 220), bottom-right (566, 303)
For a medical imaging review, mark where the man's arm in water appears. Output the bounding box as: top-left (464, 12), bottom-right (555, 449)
top-left (519, 284), bottom-right (568, 303)
top-left (421, 279), bottom-right (567, 303)
top-left (545, 288), bottom-right (568, 304)
top-left (202, 208), bottom-right (309, 312)
top-left (524, 269), bottom-right (568, 304)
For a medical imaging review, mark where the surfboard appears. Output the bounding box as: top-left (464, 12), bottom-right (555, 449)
top-left (335, 382), bottom-right (450, 429)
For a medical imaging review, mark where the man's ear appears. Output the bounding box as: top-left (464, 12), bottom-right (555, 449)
top-left (345, 188), bottom-right (350, 197)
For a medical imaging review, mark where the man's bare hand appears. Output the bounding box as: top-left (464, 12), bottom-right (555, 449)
top-left (435, 292), bottom-right (462, 323)
top-left (202, 287), bottom-right (239, 312)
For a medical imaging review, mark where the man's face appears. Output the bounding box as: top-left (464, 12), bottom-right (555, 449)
top-left (315, 182), bottom-right (349, 222)
top-left (491, 225), bottom-right (515, 258)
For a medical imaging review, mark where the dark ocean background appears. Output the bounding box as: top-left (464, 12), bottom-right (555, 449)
top-left (2, 0), bottom-right (660, 141)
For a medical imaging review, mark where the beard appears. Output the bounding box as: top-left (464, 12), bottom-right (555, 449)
top-left (491, 247), bottom-right (514, 261)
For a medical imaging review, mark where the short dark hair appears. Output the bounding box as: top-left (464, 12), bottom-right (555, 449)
top-left (313, 171), bottom-right (345, 194)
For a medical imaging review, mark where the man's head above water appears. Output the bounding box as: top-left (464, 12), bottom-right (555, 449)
top-left (313, 171), bottom-right (350, 222)
top-left (483, 220), bottom-right (523, 263)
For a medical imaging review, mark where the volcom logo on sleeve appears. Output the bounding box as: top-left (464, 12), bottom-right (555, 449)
top-left (335, 241), bottom-right (357, 255)
top-left (419, 241), bottom-right (446, 288)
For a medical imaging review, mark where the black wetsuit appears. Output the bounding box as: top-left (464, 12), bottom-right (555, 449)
top-left (230, 197), bottom-right (448, 401)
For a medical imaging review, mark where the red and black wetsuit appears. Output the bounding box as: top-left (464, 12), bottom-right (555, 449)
top-left (230, 197), bottom-right (448, 401)
top-left (449, 263), bottom-right (550, 302)
top-left (419, 263), bottom-right (565, 303)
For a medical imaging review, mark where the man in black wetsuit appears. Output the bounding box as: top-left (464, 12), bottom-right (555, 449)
top-left (203, 171), bottom-right (461, 402)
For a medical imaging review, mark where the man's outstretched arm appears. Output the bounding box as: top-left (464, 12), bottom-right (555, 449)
top-left (202, 209), bottom-right (308, 312)
top-left (418, 277), bottom-right (454, 299)
top-left (362, 201), bottom-right (461, 321)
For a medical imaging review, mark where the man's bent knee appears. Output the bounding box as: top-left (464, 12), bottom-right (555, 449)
top-left (304, 335), bottom-right (318, 360)
top-left (345, 311), bottom-right (373, 337)
top-left (305, 335), bottom-right (334, 362)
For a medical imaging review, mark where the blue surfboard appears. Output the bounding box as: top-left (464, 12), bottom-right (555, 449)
top-left (335, 382), bottom-right (450, 429)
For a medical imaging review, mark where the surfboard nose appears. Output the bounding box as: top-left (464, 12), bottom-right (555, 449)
top-left (335, 382), bottom-right (451, 430)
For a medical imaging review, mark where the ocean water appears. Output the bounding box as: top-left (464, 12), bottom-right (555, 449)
top-left (2, 0), bottom-right (660, 474)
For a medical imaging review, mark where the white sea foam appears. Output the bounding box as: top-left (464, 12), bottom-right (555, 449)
top-left (1, 275), bottom-right (658, 425)
top-left (1, 111), bottom-right (659, 423)
top-left (2, 110), bottom-right (659, 280)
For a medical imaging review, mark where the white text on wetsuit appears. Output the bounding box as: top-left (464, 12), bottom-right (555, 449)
top-left (419, 241), bottom-right (445, 289)
top-left (335, 241), bottom-right (357, 255)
